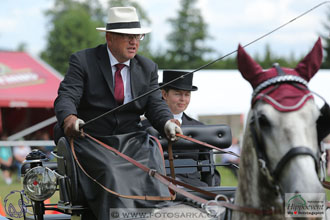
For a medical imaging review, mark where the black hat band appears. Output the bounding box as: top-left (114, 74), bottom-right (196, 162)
top-left (106, 21), bottom-right (141, 30)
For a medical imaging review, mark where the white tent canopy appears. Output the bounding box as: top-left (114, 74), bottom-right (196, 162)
top-left (157, 69), bottom-right (330, 120)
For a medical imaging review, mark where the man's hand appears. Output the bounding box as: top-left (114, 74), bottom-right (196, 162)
top-left (164, 119), bottom-right (183, 141)
top-left (63, 115), bottom-right (85, 138)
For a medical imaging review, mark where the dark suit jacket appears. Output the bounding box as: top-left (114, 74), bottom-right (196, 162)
top-left (181, 113), bottom-right (203, 126)
top-left (54, 43), bottom-right (172, 138)
top-left (142, 112), bottom-right (203, 128)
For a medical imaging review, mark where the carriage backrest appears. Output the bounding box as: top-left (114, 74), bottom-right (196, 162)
top-left (146, 124), bottom-right (232, 152)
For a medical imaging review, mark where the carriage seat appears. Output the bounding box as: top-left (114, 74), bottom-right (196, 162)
top-left (54, 124), bottom-right (232, 212)
top-left (146, 124), bottom-right (232, 187)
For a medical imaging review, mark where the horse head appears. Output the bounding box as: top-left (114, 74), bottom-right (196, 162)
top-left (234, 38), bottom-right (326, 219)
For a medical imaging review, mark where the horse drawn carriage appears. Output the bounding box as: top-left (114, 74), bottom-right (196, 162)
top-left (3, 34), bottom-right (330, 220)
top-left (15, 123), bottom-right (235, 220)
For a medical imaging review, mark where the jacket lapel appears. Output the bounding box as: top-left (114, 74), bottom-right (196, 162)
top-left (97, 44), bottom-right (114, 94)
top-left (129, 58), bottom-right (142, 99)
top-left (182, 113), bottom-right (188, 125)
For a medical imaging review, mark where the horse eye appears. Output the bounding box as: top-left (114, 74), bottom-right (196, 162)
top-left (258, 114), bottom-right (271, 127)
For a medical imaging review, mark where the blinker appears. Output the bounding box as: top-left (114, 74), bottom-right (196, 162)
top-left (317, 103), bottom-right (330, 142)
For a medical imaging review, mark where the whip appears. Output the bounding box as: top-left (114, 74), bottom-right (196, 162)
top-left (81, 1), bottom-right (330, 128)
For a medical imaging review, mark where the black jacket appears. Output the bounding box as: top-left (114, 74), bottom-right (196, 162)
top-left (142, 112), bottom-right (203, 128)
top-left (181, 112), bottom-right (204, 126)
top-left (54, 43), bottom-right (172, 139)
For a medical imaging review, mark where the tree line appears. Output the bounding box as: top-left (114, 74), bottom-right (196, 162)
top-left (31, 0), bottom-right (330, 75)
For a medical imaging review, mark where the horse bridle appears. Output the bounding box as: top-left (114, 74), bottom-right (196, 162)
top-left (249, 64), bottom-right (328, 188)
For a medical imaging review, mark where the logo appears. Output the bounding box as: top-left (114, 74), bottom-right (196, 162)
top-left (0, 63), bottom-right (45, 89)
top-left (285, 193), bottom-right (325, 218)
top-left (109, 207), bottom-right (219, 219)
top-left (4, 190), bottom-right (31, 218)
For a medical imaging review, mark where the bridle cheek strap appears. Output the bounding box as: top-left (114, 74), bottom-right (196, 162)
top-left (272, 146), bottom-right (319, 181)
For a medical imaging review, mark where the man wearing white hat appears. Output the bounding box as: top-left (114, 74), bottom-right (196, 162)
top-left (55, 6), bottom-right (181, 139)
top-left (54, 7), bottom-right (182, 219)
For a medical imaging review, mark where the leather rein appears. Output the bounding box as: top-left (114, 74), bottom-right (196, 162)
top-left (70, 132), bottom-right (284, 216)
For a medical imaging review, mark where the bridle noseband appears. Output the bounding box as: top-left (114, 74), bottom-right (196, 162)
top-left (272, 146), bottom-right (319, 181)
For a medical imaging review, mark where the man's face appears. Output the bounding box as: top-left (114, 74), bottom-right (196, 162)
top-left (106, 32), bottom-right (142, 62)
top-left (162, 89), bottom-right (191, 114)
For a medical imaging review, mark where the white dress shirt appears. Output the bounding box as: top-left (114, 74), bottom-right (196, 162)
top-left (173, 112), bottom-right (183, 125)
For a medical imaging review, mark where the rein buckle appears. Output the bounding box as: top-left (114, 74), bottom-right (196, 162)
top-left (148, 169), bottom-right (156, 177)
top-left (258, 159), bottom-right (266, 170)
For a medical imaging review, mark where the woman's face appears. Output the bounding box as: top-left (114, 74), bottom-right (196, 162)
top-left (162, 89), bottom-right (191, 114)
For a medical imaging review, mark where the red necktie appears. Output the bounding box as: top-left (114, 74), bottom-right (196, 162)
top-left (114, 64), bottom-right (125, 105)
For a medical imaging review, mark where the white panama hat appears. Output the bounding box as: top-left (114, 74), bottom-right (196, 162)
top-left (96, 7), bottom-right (151, 34)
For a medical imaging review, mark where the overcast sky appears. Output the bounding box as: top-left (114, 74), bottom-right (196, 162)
top-left (0, 0), bottom-right (328, 61)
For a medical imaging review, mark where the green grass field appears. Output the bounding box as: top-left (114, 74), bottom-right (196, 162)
top-left (0, 164), bottom-right (329, 219)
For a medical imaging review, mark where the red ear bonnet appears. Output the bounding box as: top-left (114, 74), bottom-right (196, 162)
top-left (295, 37), bottom-right (323, 81)
top-left (237, 38), bottom-right (323, 112)
top-left (237, 44), bottom-right (264, 89)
